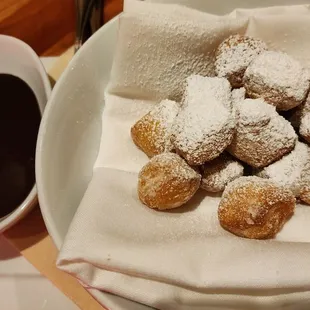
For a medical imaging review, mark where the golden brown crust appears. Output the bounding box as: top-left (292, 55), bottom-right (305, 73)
top-left (138, 153), bottom-right (201, 210)
top-left (218, 176), bottom-right (295, 239)
top-left (131, 115), bottom-right (164, 157)
top-left (131, 100), bottom-right (179, 158)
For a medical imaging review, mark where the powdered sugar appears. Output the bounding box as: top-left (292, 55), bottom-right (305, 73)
top-left (231, 87), bottom-right (246, 106)
top-left (223, 176), bottom-right (271, 194)
top-left (201, 153), bottom-right (244, 192)
top-left (215, 35), bottom-right (267, 87)
top-left (299, 93), bottom-right (310, 143)
top-left (257, 142), bottom-right (310, 196)
top-left (183, 75), bottom-right (232, 108)
top-left (244, 51), bottom-right (310, 110)
top-left (228, 98), bottom-right (297, 168)
top-left (149, 99), bottom-right (180, 150)
top-left (146, 152), bottom-right (200, 178)
top-left (300, 113), bottom-right (310, 141)
top-left (300, 156), bottom-right (310, 204)
top-left (289, 92), bottom-right (310, 142)
top-left (171, 75), bottom-right (235, 165)
top-left (248, 205), bottom-right (260, 219)
top-left (236, 98), bottom-right (273, 126)
top-left (221, 176), bottom-right (295, 209)
top-left (110, 12), bottom-right (247, 101)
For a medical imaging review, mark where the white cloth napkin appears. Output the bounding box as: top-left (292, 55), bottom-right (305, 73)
top-left (57, 2), bottom-right (310, 310)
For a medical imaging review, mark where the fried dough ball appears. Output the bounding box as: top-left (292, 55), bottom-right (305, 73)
top-left (218, 176), bottom-right (295, 239)
top-left (138, 153), bottom-right (201, 210)
top-left (171, 75), bottom-right (235, 165)
top-left (201, 153), bottom-right (244, 192)
top-left (244, 51), bottom-right (310, 111)
top-left (228, 98), bottom-right (297, 168)
top-left (131, 99), bottom-right (179, 157)
top-left (215, 35), bottom-right (267, 88)
top-left (300, 114), bottom-right (310, 143)
top-left (257, 142), bottom-right (310, 197)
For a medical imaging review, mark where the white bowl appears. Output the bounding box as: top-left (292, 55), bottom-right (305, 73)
top-left (36, 1), bottom-right (309, 309)
top-left (36, 17), bottom-right (119, 247)
top-left (0, 35), bottom-right (51, 233)
top-left (36, 16), bottom-right (131, 309)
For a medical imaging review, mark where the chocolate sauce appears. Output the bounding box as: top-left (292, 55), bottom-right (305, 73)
top-left (0, 74), bottom-right (41, 217)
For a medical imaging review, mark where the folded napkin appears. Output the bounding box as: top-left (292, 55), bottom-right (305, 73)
top-left (58, 2), bottom-right (310, 309)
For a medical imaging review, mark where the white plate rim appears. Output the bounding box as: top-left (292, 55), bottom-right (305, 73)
top-left (36, 14), bottom-right (153, 310)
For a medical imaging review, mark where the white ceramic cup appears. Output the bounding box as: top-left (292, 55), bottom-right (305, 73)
top-left (0, 35), bottom-right (51, 233)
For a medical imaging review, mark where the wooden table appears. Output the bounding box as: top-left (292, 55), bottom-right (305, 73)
top-left (0, 0), bottom-right (123, 56)
top-left (1, 1), bottom-right (123, 309)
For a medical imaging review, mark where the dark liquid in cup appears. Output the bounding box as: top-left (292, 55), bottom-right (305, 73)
top-left (0, 74), bottom-right (41, 218)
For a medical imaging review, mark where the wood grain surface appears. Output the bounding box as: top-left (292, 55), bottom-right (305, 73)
top-left (0, 0), bottom-right (123, 56)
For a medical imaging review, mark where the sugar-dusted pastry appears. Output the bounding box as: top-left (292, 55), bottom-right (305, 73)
top-left (138, 153), bottom-right (201, 210)
top-left (300, 114), bottom-right (310, 143)
top-left (201, 153), bottom-right (244, 192)
top-left (298, 93), bottom-right (310, 143)
top-left (284, 92), bottom-right (310, 142)
top-left (218, 176), bottom-right (295, 239)
top-left (131, 99), bottom-right (179, 157)
top-left (300, 153), bottom-right (310, 205)
top-left (257, 140), bottom-right (310, 205)
top-left (228, 98), bottom-right (297, 168)
top-left (171, 75), bottom-right (235, 165)
top-left (244, 51), bottom-right (310, 111)
top-left (231, 87), bottom-right (246, 106)
top-left (215, 35), bottom-right (267, 88)
top-left (257, 141), bottom-right (310, 197)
